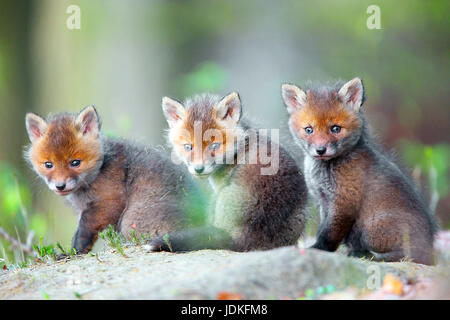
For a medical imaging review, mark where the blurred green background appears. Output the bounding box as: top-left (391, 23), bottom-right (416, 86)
top-left (0, 0), bottom-right (448, 265)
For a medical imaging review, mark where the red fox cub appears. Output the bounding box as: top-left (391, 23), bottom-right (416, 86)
top-left (25, 106), bottom-right (205, 255)
top-left (147, 92), bottom-right (308, 252)
top-left (281, 78), bottom-right (437, 265)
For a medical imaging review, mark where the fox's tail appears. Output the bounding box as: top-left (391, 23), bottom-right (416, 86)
top-left (147, 226), bottom-right (233, 252)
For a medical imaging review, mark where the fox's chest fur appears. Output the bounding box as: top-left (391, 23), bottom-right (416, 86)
top-left (66, 189), bottom-right (99, 228)
top-left (66, 190), bottom-right (93, 215)
top-left (207, 166), bottom-right (246, 239)
top-left (304, 156), bottom-right (336, 221)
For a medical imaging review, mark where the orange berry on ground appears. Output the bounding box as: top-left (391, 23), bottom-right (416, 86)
top-left (382, 273), bottom-right (403, 296)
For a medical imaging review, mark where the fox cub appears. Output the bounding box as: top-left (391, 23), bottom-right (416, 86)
top-left (147, 92), bottom-right (308, 252)
top-left (282, 78), bottom-right (437, 265)
top-left (25, 106), bottom-right (205, 254)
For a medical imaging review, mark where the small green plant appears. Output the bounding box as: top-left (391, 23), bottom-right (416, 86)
top-left (32, 237), bottom-right (57, 261)
top-left (297, 285), bottom-right (337, 300)
top-left (42, 290), bottom-right (51, 300)
top-left (74, 292), bottom-right (83, 299)
top-left (129, 229), bottom-right (152, 245)
top-left (98, 225), bottom-right (127, 257)
top-left (56, 242), bottom-right (77, 258)
top-left (163, 233), bottom-right (173, 252)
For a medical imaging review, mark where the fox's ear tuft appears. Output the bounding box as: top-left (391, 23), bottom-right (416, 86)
top-left (338, 77), bottom-right (365, 112)
top-left (281, 84), bottom-right (307, 114)
top-left (76, 105), bottom-right (100, 137)
top-left (162, 97), bottom-right (185, 128)
top-left (216, 92), bottom-right (241, 123)
top-left (25, 113), bottom-right (48, 142)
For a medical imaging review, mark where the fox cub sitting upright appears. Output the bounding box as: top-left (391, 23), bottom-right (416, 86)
top-left (25, 106), bottom-right (205, 254)
top-left (147, 92), bottom-right (308, 252)
top-left (282, 78), bottom-right (437, 265)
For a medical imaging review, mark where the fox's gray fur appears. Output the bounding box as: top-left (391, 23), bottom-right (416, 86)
top-left (282, 78), bottom-right (438, 265)
top-left (149, 93), bottom-right (308, 252)
top-left (25, 106), bottom-right (206, 254)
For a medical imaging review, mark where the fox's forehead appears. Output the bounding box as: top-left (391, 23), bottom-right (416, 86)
top-left (31, 116), bottom-right (100, 161)
top-left (169, 93), bottom-right (240, 146)
top-left (44, 117), bottom-right (78, 149)
top-left (175, 119), bottom-right (227, 145)
top-left (185, 107), bottom-right (217, 131)
top-left (176, 103), bottom-right (226, 140)
top-left (182, 97), bottom-right (219, 130)
top-left (291, 91), bottom-right (360, 130)
top-left (307, 88), bottom-right (340, 106)
top-left (171, 109), bottom-right (229, 147)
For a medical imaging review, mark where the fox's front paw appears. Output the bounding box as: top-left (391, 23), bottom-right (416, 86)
top-left (143, 236), bottom-right (172, 252)
top-left (309, 242), bottom-right (326, 250)
top-left (56, 253), bottom-right (70, 261)
top-left (309, 239), bottom-right (337, 252)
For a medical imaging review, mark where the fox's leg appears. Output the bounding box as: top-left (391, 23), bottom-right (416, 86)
top-left (364, 224), bottom-right (434, 265)
top-left (71, 201), bottom-right (124, 254)
top-left (147, 226), bottom-right (233, 252)
top-left (71, 213), bottom-right (99, 254)
top-left (360, 209), bottom-right (435, 265)
top-left (146, 183), bottom-right (243, 252)
top-left (55, 211), bottom-right (99, 260)
top-left (311, 176), bottom-right (362, 252)
top-left (370, 249), bottom-right (433, 265)
top-left (311, 208), bottom-right (355, 252)
top-left (347, 248), bottom-right (431, 264)
top-left (56, 216), bottom-right (98, 259)
top-left (369, 250), bottom-right (407, 262)
top-left (348, 250), bottom-right (372, 259)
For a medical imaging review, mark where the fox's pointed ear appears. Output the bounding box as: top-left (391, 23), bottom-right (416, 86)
top-left (76, 105), bottom-right (100, 137)
top-left (216, 92), bottom-right (241, 124)
top-left (281, 84), bottom-right (307, 114)
top-left (338, 77), bottom-right (365, 112)
top-left (162, 97), bottom-right (185, 128)
top-left (25, 113), bottom-right (48, 142)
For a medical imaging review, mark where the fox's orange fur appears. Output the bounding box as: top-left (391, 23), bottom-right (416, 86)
top-left (282, 78), bottom-right (437, 265)
top-left (148, 92), bottom-right (308, 252)
top-left (29, 116), bottom-right (102, 190)
top-left (291, 91), bottom-right (361, 146)
top-left (25, 106), bottom-right (206, 254)
top-left (171, 107), bottom-right (235, 168)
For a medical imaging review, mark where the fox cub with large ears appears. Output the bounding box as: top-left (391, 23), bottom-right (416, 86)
top-left (25, 105), bottom-right (206, 255)
top-left (282, 77), bottom-right (437, 265)
top-left (147, 92), bottom-right (309, 252)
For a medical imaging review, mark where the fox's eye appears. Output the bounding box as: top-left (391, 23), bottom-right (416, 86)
top-left (184, 144), bottom-right (193, 152)
top-left (44, 161), bottom-right (53, 169)
top-left (305, 127), bottom-right (314, 135)
top-left (209, 143), bottom-right (221, 151)
top-left (330, 125), bottom-right (341, 134)
top-left (70, 159), bottom-right (81, 167)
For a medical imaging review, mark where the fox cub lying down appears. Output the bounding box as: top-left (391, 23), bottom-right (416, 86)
top-left (147, 92), bottom-right (308, 252)
top-left (282, 78), bottom-right (437, 265)
top-left (25, 106), bottom-right (206, 254)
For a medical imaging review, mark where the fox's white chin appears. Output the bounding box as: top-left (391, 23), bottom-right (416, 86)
top-left (313, 155), bottom-right (333, 161)
top-left (192, 173), bottom-right (209, 179)
top-left (54, 189), bottom-right (74, 196)
top-left (188, 165), bottom-right (216, 176)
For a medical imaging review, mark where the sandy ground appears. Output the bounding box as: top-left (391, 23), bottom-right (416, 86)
top-left (1, 243), bottom-right (448, 300)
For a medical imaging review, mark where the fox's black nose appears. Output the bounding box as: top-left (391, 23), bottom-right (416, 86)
top-left (56, 183), bottom-right (66, 191)
top-left (316, 147), bottom-right (327, 156)
top-left (194, 166), bottom-right (204, 174)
